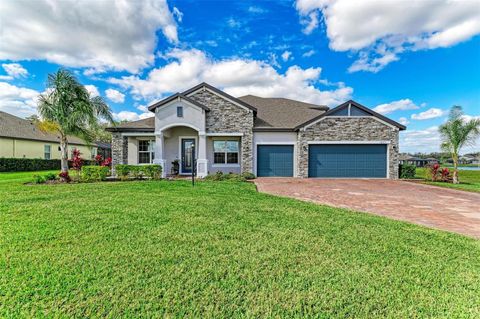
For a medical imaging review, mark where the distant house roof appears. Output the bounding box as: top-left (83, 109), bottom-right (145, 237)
top-left (238, 95), bottom-right (328, 130)
top-left (106, 116), bottom-right (155, 132)
top-left (0, 111), bottom-right (92, 146)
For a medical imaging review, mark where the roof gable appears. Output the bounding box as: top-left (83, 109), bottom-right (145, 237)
top-left (182, 82), bottom-right (257, 113)
top-left (294, 100), bottom-right (406, 131)
top-left (148, 93), bottom-right (209, 112)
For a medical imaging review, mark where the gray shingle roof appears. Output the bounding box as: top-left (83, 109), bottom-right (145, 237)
top-left (105, 116), bottom-right (155, 132)
top-left (0, 111), bottom-right (90, 145)
top-left (238, 95), bottom-right (328, 129)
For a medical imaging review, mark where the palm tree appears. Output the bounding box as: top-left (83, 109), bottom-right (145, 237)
top-left (439, 106), bottom-right (480, 184)
top-left (37, 69), bottom-right (114, 175)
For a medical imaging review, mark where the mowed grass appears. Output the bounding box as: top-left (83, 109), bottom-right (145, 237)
top-left (1, 172), bottom-right (479, 318)
top-left (416, 167), bottom-right (480, 192)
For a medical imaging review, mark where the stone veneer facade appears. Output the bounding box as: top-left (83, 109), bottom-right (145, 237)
top-left (297, 117), bottom-right (400, 179)
top-left (111, 132), bottom-right (128, 166)
top-left (189, 89), bottom-right (254, 173)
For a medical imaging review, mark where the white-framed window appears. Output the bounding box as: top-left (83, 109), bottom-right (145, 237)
top-left (213, 140), bottom-right (239, 164)
top-left (138, 140), bottom-right (155, 164)
top-left (91, 147), bottom-right (97, 159)
top-left (177, 106), bottom-right (183, 117)
top-left (44, 144), bottom-right (51, 160)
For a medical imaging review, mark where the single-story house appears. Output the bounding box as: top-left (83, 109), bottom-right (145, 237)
top-left (106, 82), bottom-right (406, 178)
top-left (0, 111), bottom-right (107, 160)
top-left (399, 155), bottom-right (438, 167)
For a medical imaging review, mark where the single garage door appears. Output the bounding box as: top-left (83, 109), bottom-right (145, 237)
top-left (308, 144), bottom-right (387, 178)
top-left (257, 145), bottom-right (294, 177)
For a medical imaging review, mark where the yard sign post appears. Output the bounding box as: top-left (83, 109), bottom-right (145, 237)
top-left (192, 143), bottom-right (195, 187)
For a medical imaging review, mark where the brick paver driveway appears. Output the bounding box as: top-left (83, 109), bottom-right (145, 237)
top-left (255, 178), bottom-right (480, 239)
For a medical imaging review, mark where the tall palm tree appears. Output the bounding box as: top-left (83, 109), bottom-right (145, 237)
top-left (37, 69), bottom-right (114, 174)
top-left (439, 106), bottom-right (480, 184)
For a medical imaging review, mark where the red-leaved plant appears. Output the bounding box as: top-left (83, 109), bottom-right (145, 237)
top-left (429, 163), bottom-right (440, 181)
top-left (95, 154), bottom-right (103, 165)
top-left (440, 167), bottom-right (451, 182)
top-left (102, 157), bottom-right (112, 167)
top-left (71, 149), bottom-right (83, 170)
top-left (59, 171), bottom-right (71, 182)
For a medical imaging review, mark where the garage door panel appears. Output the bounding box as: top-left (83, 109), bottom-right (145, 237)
top-left (257, 145), bottom-right (294, 177)
top-left (308, 144), bottom-right (387, 178)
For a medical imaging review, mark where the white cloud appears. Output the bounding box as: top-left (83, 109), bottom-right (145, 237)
top-left (400, 126), bottom-right (441, 153)
top-left (0, 82), bottom-right (39, 118)
top-left (227, 18), bottom-right (242, 28)
top-left (281, 51), bottom-right (292, 62)
top-left (109, 48), bottom-right (353, 107)
top-left (0, 63), bottom-right (28, 80)
top-left (302, 49), bottom-right (316, 57)
top-left (411, 108), bottom-right (446, 120)
top-left (105, 89), bottom-right (125, 103)
top-left (398, 117), bottom-right (409, 126)
top-left (373, 99), bottom-right (420, 115)
top-left (301, 11), bottom-right (319, 35)
top-left (172, 7), bottom-right (183, 22)
top-left (0, 0), bottom-right (178, 74)
top-left (248, 6), bottom-right (267, 14)
top-left (84, 85), bottom-right (100, 97)
top-left (296, 0), bottom-right (480, 72)
top-left (113, 110), bottom-right (153, 122)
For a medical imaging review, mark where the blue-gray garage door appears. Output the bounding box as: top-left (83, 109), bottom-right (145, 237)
top-left (308, 144), bottom-right (387, 178)
top-left (257, 145), bottom-right (294, 177)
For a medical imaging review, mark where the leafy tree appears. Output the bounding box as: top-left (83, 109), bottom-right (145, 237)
top-left (37, 69), bottom-right (114, 176)
top-left (439, 106), bottom-right (480, 183)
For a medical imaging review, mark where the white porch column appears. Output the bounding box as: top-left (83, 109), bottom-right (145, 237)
top-left (196, 131), bottom-right (208, 178)
top-left (154, 131), bottom-right (166, 178)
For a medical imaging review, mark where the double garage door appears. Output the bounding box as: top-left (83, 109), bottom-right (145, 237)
top-left (256, 144), bottom-right (387, 178)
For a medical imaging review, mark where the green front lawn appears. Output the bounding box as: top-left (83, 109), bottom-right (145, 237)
top-left (1, 172), bottom-right (479, 317)
top-left (416, 167), bottom-right (480, 192)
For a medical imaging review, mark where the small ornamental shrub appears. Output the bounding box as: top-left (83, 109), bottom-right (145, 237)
top-left (241, 172), bottom-right (256, 180)
top-left (71, 149), bottom-right (83, 171)
top-left (32, 174), bottom-right (46, 184)
top-left (399, 164), bottom-right (416, 179)
top-left (102, 157), bottom-right (112, 167)
top-left (130, 166), bottom-right (143, 179)
top-left (81, 165), bottom-right (110, 182)
top-left (204, 172), bottom-right (247, 182)
top-left (142, 165), bottom-right (162, 180)
top-left (95, 154), bottom-right (103, 165)
top-left (115, 164), bottom-right (131, 181)
top-left (58, 171), bottom-right (71, 182)
top-left (44, 172), bottom-right (57, 181)
top-left (440, 167), bottom-right (452, 182)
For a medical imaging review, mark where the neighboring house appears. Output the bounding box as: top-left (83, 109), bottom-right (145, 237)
top-left (459, 154), bottom-right (480, 165)
top-left (399, 154), bottom-right (438, 167)
top-left (0, 111), bottom-right (99, 160)
top-left (106, 83), bottom-right (406, 178)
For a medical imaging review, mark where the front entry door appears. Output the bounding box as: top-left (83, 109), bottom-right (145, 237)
top-left (181, 138), bottom-right (195, 173)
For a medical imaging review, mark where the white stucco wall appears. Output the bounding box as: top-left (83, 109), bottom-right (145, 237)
top-left (253, 131), bottom-right (298, 177)
top-left (155, 99), bottom-right (206, 133)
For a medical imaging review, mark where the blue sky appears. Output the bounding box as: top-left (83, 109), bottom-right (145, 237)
top-left (0, 0), bottom-right (479, 153)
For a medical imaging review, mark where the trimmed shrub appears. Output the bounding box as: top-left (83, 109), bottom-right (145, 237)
top-left (241, 172), bottom-right (256, 180)
top-left (114, 164), bottom-right (162, 180)
top-left (142, 165), bottom-right (162, 180)
top-left (44, 173), bottom-right (57, 181)
top-left (204, 172), bottom-right (247, 182)
top-left (399, 163), bottom-right (416, 179)
top-left (0, 158), bottom-right (60, 172)
top-left (115, 164), bottom-right (131, 181)
top-left (81, 165), bottom-right (110, 182)
top-left (32, 174), bottom-right (46, 184)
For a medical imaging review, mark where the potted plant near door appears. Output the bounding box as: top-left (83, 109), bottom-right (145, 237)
top-left (171, 159), bottom-right (180, 175)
